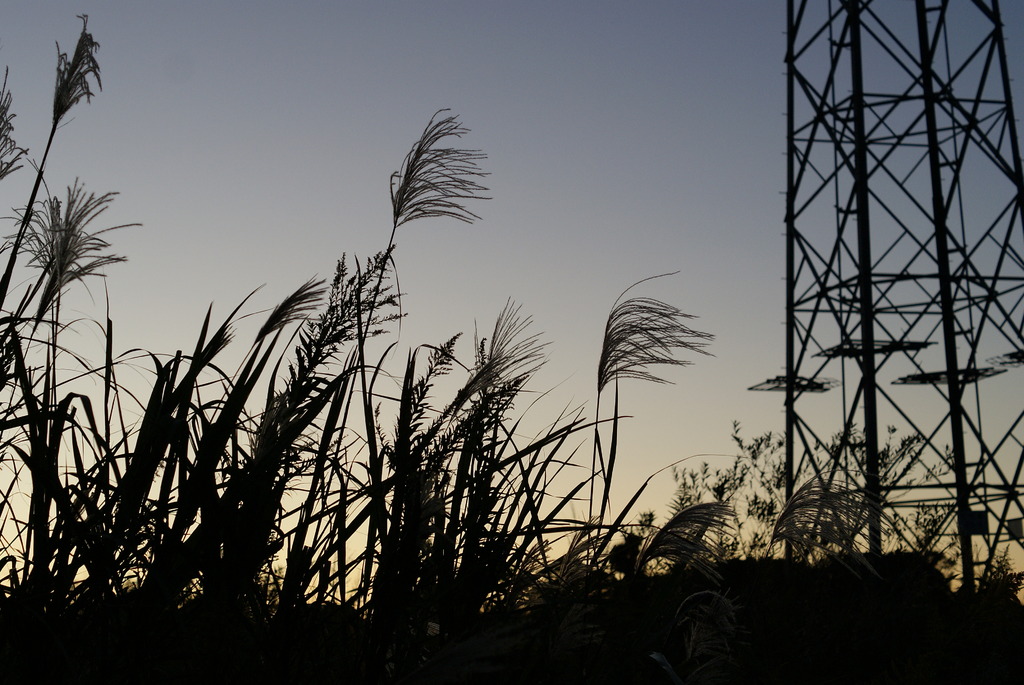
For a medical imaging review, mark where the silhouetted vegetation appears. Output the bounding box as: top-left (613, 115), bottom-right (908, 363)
top-left (0, 19), bottom-right (1021, 685)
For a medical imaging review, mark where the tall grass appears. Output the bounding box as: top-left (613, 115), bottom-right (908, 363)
top-left (0, 19), bottom-right (923, 684)
top-left (0, 19), bottom-right (710, 682)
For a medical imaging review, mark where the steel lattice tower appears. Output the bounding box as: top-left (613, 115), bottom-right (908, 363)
top-left (757, 0), bottom-right (1024, 585)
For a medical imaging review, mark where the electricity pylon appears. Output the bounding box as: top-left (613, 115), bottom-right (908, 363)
top-left (755, 0), bottom-right (1024, 588)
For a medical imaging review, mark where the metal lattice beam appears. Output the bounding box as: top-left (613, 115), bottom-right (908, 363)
top-left (772, 0), bottom-right (1024, 587)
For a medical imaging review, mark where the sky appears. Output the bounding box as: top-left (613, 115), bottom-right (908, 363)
top-left (0, 1), bottom-right (1022, 518)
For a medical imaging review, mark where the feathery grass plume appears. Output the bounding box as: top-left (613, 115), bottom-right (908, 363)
top-left (464, 299), bottom-right (546, 400)
top-left (635, 502), bottom-right (734, 581)
top-left (648, 590), bottom-right (740, 685)
top-left (390, 110), bottom-right (489, 234)
top-left (0, 69), bottom-right (25, 182)
top-left (671, 590), bottom-right (740, 685)
top-left (592, 274), bottom-right (712, 519)
top-left (256, 277), bottom-right (326, 341)
top-left (0, 18), bottom-right (102, 312)
top-left (19, 180), bottom-right (135, 318)
top-left (541, 524), bottom-right (605, 592)
top-left (52, 15), bottom-right (101, 125)
top-left (288, 249), bottom-right (402, 380)
top-left (597, 273), bottom-right (713, 394)
top-left (768, 473), bottom-right (883, 575)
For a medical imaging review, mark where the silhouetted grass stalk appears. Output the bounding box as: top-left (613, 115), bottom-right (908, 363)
top-left (593, 274), bottom-right (713, 521)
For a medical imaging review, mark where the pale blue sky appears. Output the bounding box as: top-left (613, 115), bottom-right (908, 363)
top-left (1, 2), bottom-right (1022, 513)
